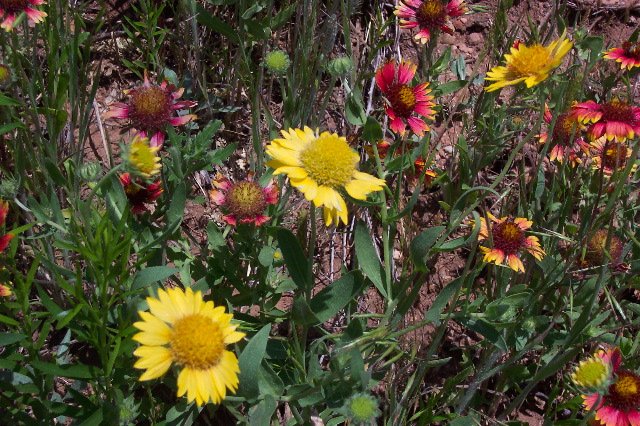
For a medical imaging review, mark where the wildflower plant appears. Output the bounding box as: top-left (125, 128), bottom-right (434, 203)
top-left (4, 0), bottom-right (640, 424)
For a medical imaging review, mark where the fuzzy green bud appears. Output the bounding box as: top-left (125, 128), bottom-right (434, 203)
top-left (0, 176), bottom-right (18, 199)
top-left (264, 50), bottom-right (290, 76)
top-left (327, 56), bottom-right (354, 77)
top-left (78, 162), bottom-right (102, 182)
top-left (342, 393), bottom-right (381, 425)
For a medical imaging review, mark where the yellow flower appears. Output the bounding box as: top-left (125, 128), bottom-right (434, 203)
top-left (485, 33), bottom-right (573, 92)
top-left (266, 127), bottom-right (385, 226)
top-left (133, 287), bottom-right (245, 406)
top-left (571, 354), bottom-right (611, 389)
top-left (127, 134), bottom-right (161, 178)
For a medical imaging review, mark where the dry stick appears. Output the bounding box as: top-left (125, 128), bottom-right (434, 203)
top-left (92, 99), bottom-right (112, 168)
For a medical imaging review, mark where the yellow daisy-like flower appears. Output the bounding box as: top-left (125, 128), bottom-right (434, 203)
top-left (128, 134), bottom-right (161, 178)
top-left (571, 354), bottom-right (611, 390)
top-left (133, 287), bottom-right (245, 406)
top-left (485, 33), bottom-right (573, 92)
top-left (266, 127), bottom-right (386, 226)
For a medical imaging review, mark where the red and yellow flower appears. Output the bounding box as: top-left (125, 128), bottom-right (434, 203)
top-left (477, 214), bottom-right (545, 273)
top-left (588, 136), bottom-right (633, 176)
top-left (209, 174), bottom-right (278, 227)
top-left (604, 42), bottom-right (640, 71)
top-left (0, 200), bottom-right (13, 253)
top-left (413, 157), bottom-right (437, 186)
top-left (395, 0), bottom-right (467, 44)
top-left (375, 60), bottom-right (436, 136)
top-left (572, 99), bottom-right (640, 142)
top-left (106, 72), bottom-right (197, 147)
top-left (0, 283), bottom-right (11, 297)
top-left (0, 0), bottom-right (47, 31)
top-left (581, 348), bottom-right (640, 426)
top-left (119, 173), bottom-right (163, 215)
top-left (539, 105), bottom-right (587, 165)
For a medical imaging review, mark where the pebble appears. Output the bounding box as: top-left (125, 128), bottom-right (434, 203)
top-left (468, 33), bottom-right (483, 45)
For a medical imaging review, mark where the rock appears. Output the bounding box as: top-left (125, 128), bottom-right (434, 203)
top-left (441, 34), bottom-right (456, 45)
top-left (468, 33), bottom-right (483, 45)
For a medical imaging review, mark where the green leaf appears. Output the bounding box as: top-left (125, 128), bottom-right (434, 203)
top-left (410, 226), bottom-right (446, 271)
top-left (132, 266), bottom-right (177, 290)
top-left (0, 93), bottom-right (20, 107)
top-left (424, 274), bottom-right (467, 325)
top-left (238, 324), bottom-right (271, 399)
top-left (435, 80), bottom-right (467, 96)
top-left (345, 91), bottom-right (366, 126)
top-left (276, 228), bottom-right (310, 290)
top-left (249, 395), bottom-right (277, 426)
top-left (31, 360), bottom-right (96, 379)
top-left (167, 182), bottom-right (186, 224)
top-left (361, 117), bottom-right (383, 143)
top-left (0, 332), bottom-right (27, 346)
top-left (354, 223), bottom-right (386, 297)
top-left (196, 4), bottom-right (239, 44)
top-left (308, 271), bottom-right (364, 324)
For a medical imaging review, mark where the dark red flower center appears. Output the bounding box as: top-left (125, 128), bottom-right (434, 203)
top-left (600, 100), bottom-right (637, 124)
top-left (552, 113), bottom-right (580, 146)
top-left (129, 85), bottom-right (172, 131)
top-left (584, 229), bottom-right (623, 266)
top-left (622, 42), bottom-right (640, 59)
top-left (601, 141), bottom-right (628, 171)
top-left (387, 84), bottom-right (417, 118)
top-left (0, 0), bottom-right (30, 13)
top-left (416, 0), bottom-right (447, 28)
top-left (492, 220), bottom-right (525, 255)
top-left (605, 370), bottom-right (640, 412)
top-left (226, 181), bottom-right (266, 219)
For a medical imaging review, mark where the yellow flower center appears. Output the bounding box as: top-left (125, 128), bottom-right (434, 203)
top-left (128, 137), bottom-right (160, 177)
top-left (299, 133), bottom-right (358, 188)
top-left (170, 314), bottom-right (225, 370)
top-left (0, 0), bottom-right (30, 13)
top-left (492, 220), bottom-right (525, 255)
top-left (607, 370), bottom-right (640, 411)
top-left (416, 0), bottom-right (446, 27)
top-left (226, 181), bottom-right (266, 218)
top-left (387, 84), bottom-right (417, 118)
top-left (507, 44), bottom-right (550, 77)
top-left (129, 85), bottom-right (172, 131)
top-left (572, 357), bottom-right (610, 388)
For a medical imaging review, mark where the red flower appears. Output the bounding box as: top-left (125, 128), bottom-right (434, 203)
top-left (0, 283), bottom-right (11, 297)
top-left (583, 348), bottom-right (640, 426)
top-left (364, 140), bottom-right (391, 160)
top-left (209, 174), bottom-right (278, 226)
top-left (0, 200), bottom-right (12, 253)
top-left (588, 136), bottom-right (634, 176)
top-left (0, 0), bottom-right (47, 31)
top-left (119, 173), bottom-right (163, 215)
top-left (105, 71), bottom-right (197, 147)
top-left (375, 60), bottom-right (436, 136)
top-left (477, 214), bottom-right (545, 273)
top-left (413, 157), bottom-right (437, 186)
top-left (604, 42), bottom-right (640, 71)
top-left (572, 99), bottom-right (640, 142)
top-left (538, 105), bottom-right (587, 165)
top-left (395, 0), bottom-right (467, 44)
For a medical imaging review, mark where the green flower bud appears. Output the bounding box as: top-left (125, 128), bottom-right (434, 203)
top-left (264, 50), bottom-right (290, 76)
